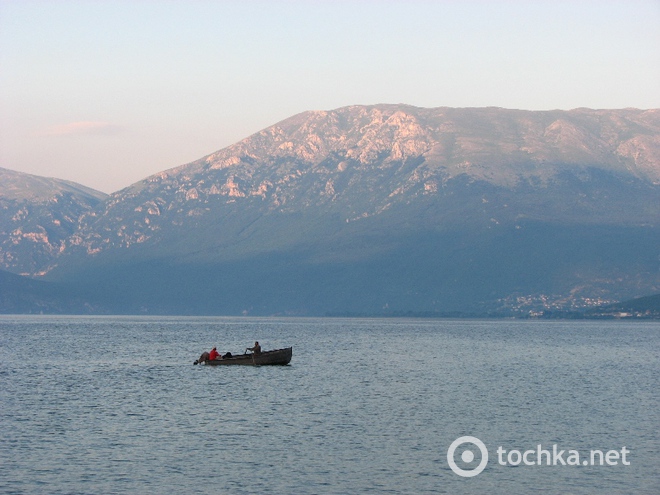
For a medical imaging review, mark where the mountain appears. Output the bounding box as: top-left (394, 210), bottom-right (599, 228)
top-left (0, 167), bottom-right (108, 276)
top-left (10, 105), bottom-right (660, 315)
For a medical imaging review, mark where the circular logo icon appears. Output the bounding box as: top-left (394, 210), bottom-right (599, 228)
top-left (447, 436), bottom-right (489, 477)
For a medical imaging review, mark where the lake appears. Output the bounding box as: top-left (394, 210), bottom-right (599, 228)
top-left (1, 316), bottom-right (658, 494)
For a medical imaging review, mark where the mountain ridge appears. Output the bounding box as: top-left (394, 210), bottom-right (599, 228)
top-left (0, 167), bottom-right (107, 202)
top-left (0, 168), bottom-right (107, 276)
top-left (2, 105), bottom-right (659, 315)
top-left (54, 105), bottom-right (659, 264)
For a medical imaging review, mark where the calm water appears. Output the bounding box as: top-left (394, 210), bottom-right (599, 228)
top-left (0, 316), bottom-right (658, 494)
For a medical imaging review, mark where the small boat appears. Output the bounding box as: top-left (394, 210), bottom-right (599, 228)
top-left (194, 347), bottom-right (292, 366)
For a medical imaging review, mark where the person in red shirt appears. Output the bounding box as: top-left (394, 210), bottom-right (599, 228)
top-left (208, 347), bottom-right (220, 360)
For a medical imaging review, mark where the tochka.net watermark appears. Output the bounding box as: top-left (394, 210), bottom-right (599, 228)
top-left (447, 436), bottom-right (631, 478)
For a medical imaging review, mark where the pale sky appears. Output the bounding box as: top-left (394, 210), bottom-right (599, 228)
top-left (1, 0), bottom-right (659, 193)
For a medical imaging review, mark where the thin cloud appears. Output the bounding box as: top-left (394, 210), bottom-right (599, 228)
top-left (43, 121), bottom-right (124, 137)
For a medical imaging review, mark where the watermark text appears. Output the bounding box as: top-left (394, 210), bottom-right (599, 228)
top-left (447, 436), bottom-right (631, 477)
top-left (496, 445), bottom-right (631, 467)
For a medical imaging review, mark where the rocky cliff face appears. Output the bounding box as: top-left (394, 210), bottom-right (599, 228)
top-left (0, 168), bottom-right (107, 275)
top-left (4, 105), bottom-right (660, 315)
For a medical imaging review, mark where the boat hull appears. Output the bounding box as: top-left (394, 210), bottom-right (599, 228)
top-left (202, 347), bottom-right (292, 366)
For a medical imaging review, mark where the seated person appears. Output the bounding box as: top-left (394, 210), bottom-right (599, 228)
top-left (194, 351), bottom-right (209, 365)
top-left (208, 347), bottom-right (220, 360)
top-left (246, 341), bottom-right (262, 355)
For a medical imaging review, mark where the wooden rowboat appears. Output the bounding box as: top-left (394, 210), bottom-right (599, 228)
top-left (196, 347), bottom-right (292, 366)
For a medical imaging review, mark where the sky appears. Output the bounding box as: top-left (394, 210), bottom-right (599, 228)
top-left (1, 0), bottom-right (659, 194)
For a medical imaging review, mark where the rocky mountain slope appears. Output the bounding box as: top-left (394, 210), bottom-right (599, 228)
top-left (5, 105), bottom-right (660, 315)
top-left (54, 106), bottom-right (659, 255)
top-left (0, 167), bottom-right (107, 276)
